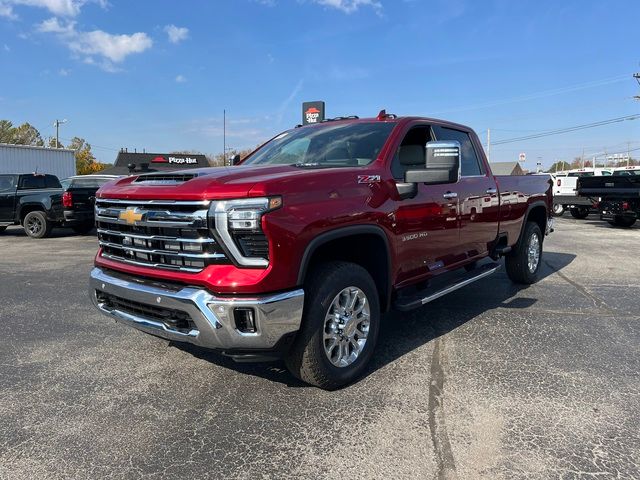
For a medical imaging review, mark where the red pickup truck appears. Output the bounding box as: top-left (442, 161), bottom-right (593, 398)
top-left (90, 112), bottom-right (553, 389)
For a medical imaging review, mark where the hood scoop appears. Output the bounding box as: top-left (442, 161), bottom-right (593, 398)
top-left (134, 172), bottom-right (206, 185)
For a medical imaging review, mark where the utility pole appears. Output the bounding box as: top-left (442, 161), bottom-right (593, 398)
top-left (582, 147), bottom-right (585, 169)
top-left (223, 109), bottom-right (226, 166)
top-left (628, 141), bottom-right (631, 167)
top-left (53, 119), bottom-right (67, 148)
top-left (634, 72), bottom-right (640, 100)
top-left (486, 128), bottom-right (491, 162)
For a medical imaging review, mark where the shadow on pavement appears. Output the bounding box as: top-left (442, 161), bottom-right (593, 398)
top-left (174, 251), bottom-right (576, 389)
top-left (0, 225), bottom-right (95, 238)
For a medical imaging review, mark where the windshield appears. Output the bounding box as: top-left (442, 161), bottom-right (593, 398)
top-left (243, 122), bottom-right (395, 168)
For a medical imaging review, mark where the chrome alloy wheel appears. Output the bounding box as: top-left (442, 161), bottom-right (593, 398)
top-left (323, 287), bottom-right (370, 368)
top-left (527, 232), bottom-right (541, 273)
top-left (26, 215), bottom-right (43, 236)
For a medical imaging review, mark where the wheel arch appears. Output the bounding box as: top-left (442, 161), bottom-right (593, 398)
top-left (297, 225), bottom-right (393, 312)
top-left (517, 201), bottom-right (548, 246)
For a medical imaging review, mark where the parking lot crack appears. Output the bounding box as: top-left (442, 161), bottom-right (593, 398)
top-left (428, 337), bottom-right (457, 480)
top-left (543, 260), bottom-right (614, 314)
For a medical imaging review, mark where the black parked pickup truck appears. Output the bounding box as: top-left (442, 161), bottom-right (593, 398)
top-left (578, 174), bottom-right (640, 228)
top-left (60, 175), bottom-right (118, 234)
top-left (0, 173), bottom-right (105, 238)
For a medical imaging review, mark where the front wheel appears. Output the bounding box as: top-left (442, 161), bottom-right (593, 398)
top-left (570, 207), bottom-right (589, 219)
top-left (552, 203), bottom-right (565, 217)
top-left (608, 216), bottom-right (636, 228)
top-left (23, 211), bottom-right (52, 239)
top-left (285, 261), bottom-right (380, 390)
top-left (505, 221), bottom-right (543, 285)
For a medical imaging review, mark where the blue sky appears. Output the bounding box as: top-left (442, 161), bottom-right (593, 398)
top-left (0, 0), bottom-right (638, 169)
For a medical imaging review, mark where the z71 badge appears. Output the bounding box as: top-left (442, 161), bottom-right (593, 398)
top-left (358, 175), bottom-right (381, 184)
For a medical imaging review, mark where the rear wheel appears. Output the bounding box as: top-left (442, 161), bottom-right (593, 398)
top-left (72, 222), bottom-right (94, 235)
top-left (552, 203), bottom-right (565, 217)
top-left (570, 207), bottom-right (589, 219)
top-left (608, 216), bottom-right (636, 228)
top-left (285, 261), bottom-right (380, 390)
top-left (505, 222), bottom-right (543, 285)
top-left (23, 211), bottom-right (52, 239)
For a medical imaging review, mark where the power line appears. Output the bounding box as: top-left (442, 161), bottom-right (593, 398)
top-left (492, 114), bottom-right (640, 145)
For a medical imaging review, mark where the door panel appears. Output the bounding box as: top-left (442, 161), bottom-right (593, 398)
top-left (393, 183), bottom-right (459, 285)
top-left (0, 176), bottom-right (17, 222)
top-left (456, 176), bottom-right (500, 259)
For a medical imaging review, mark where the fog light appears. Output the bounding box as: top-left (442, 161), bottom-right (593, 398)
top-left (234, 307), bottom-right (257, 333)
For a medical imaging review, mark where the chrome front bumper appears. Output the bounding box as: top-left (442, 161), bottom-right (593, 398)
top-left (89, 267), bottom-right (304, 351)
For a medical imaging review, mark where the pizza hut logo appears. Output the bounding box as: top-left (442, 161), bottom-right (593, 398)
top-left (305, 107), bottom-right (321, 124)
top-left (150, 156), bottom-right (197, 165)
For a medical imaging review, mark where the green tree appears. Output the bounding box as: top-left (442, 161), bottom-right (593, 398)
top-left (11, 123), bottom-right (44, 146)
top-left (0, 120), bottom-right (14, 143)
top-left (47, 136), bottom-right (64, 148)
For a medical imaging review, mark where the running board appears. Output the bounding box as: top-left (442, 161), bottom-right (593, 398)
top-left (394, 262), bottom-right (500, 312)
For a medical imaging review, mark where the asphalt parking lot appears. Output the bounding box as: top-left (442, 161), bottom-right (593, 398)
top-left (1, 216), bottom-right (639, 479)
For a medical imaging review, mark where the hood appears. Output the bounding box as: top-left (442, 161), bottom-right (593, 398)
top-left (96, 164), bottom-right (370, 201)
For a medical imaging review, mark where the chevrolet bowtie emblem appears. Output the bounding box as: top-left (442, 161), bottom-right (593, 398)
top-left (119, 208), bottom-right (143, 225)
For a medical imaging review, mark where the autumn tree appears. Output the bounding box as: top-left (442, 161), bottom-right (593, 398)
top-left (209, 148), bottom-right (256, 167)
top-left (546, 161), bottom-right (571, 173)
top-left (67, 137), bottom-right (108, 175)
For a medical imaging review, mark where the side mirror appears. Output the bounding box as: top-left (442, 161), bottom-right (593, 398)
top-left (404, 140), bottom-right (460, 185)
top-left (229, 154), bottom-right (241, 166)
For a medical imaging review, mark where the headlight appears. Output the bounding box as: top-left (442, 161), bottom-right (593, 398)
top-left (209, 196), bottom-right (282, 267)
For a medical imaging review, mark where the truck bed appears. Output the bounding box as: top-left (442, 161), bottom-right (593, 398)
top-left (578, 176), bottom-right (640, 199)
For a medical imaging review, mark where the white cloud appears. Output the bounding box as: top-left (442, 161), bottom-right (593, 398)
top-left (36, 17), bottom-right (152, 69)
top-left (0, 0), bottom-right (108, 18)
top-left (175, 74), bottom-right (186, 83)
top-left (164, 24), bottom-right (188, 44)
top-left (58, 67), bottom-right (69, 75)
top-left (310, 0), bottom-right (382, 14)
top-left (0, 3), bottom-right (17, 17)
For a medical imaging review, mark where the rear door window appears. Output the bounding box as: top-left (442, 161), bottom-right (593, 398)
top-left (19, 175), bottom-right (46, 189)
top-left (432, 126), bottom-right (484, 176)
top-left (45, 175), bottom-right (61, 188)
top-left (0, 175), bottom-right (16, 192)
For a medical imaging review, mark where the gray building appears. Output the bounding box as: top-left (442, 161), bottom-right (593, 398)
top-left (0, 143), bottom-right (76, 179)
top-left (490, 161), bottom-right (524, 175)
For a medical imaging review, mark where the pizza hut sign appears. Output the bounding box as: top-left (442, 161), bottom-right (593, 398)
top-left (152, 156), bottom-right (198, 165)
top-left (302, 101), bottom-right (325, 126)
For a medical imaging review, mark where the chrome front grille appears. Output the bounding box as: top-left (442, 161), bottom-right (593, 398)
top-left (95, 199), bottom-right (228, 272)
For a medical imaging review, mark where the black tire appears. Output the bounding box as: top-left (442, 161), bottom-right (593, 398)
top-left (608, 216), bottom-right (636, 228)
top-left (72, 222), bottom-right (95, 235)
top-left (552, 203), bottom-right (565, 217)
top-left (505, 221), bottom-right (543, 285)
top-left (23, 211), bottom-right (52, 239)
top-left (285, 261), bottom-right (380, 390)
top-left (0, 226), bottom-right (6, 233)
top-left (569, 207), bottom-right (589, 219)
